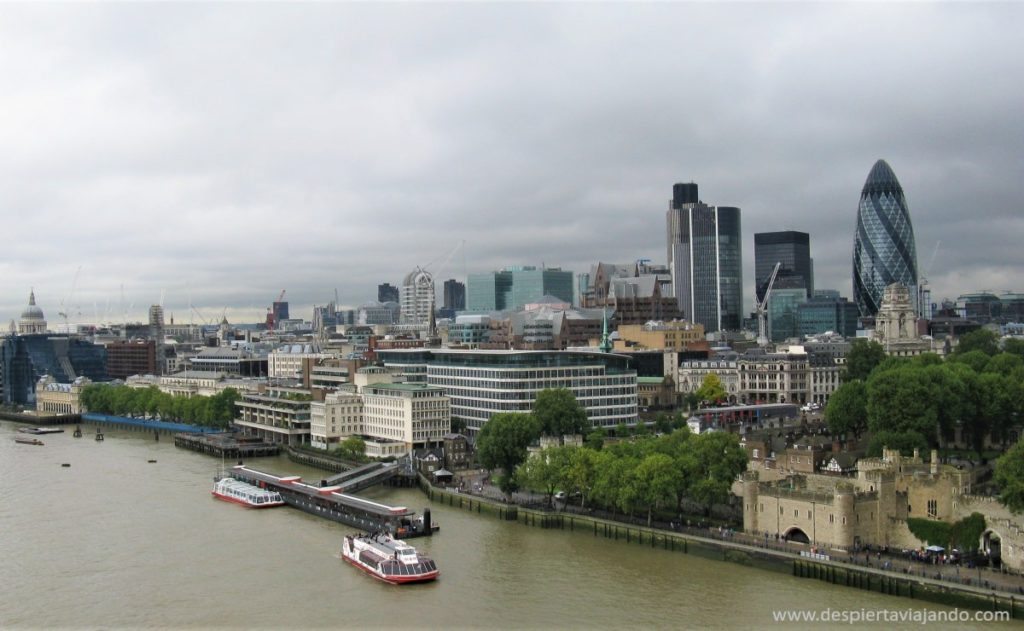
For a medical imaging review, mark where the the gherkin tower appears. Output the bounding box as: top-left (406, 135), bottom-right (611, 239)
top-left (853, 159), bottom-right (918, 317)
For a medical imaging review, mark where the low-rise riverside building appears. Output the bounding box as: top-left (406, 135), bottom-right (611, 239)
top-left (126, 371), bottom-right (264, 398)
top-left (376, 348), bottom-right (638, 436)
top-left (35, 375), bottom-right (91, 414)
top-left (308, 367), bottom-right (451, 453)
top-left (233, 386), bottom-right (313, 446)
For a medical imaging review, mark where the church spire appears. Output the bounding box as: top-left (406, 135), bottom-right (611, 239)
top-left (599, 308), bottom-right (613, 353)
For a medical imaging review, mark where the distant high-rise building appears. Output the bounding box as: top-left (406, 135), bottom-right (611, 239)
top-left (853, 160), bottom-right (918, 317)
top-left (798, 293), bottom-right (859, 339)
top-left (666, 183), bottom-right (742, 333)
top-left (766, 287), bottom-right (807, 342)
top-left (400, 268), bottom-right (435, 326)
top-left (466, 266), bottom-right (574, 312)
top-left (754, 231), bottom-right (812, 302)
top-left (272, 301), bottom-right (289, 324)
top-left (443, 279), bottom-right (466, 311)
top-left (378, 283), bottom-right (400, 304)
top-left (148, 304), bottom-right (166, 374)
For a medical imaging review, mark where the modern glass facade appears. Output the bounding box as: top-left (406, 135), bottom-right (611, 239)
top-left (466, 267), bottom-right (573, 312)
top-left (754, 231), bottom-right (812, 302)
top-left (798, 296), bottom-right (859, 338)
top-left (0, 334), bottom-right (108, 405)
top-left (443, 279), bottom-right (466, 311)
top-left (767, 288), bottom-right (807, 342)
top-left (376, 349), bottom-right (638, 435)
top-left (666, 183), bottom-right (743, 333)
top-left (853, 160), bottom-right (918, 317)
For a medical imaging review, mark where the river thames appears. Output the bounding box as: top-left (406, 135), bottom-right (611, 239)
top-left (0, 421), bottom-right (1014, 630)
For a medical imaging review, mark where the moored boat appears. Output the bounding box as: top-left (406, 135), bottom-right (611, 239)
top-left (18, 427), bottom-right (64, 435)
top-left (14, 436), bottom-right (44, 445)
top-left (341, 532), bottom-right (439, 584)
top-left (212, 477), bottom-right (285, 508)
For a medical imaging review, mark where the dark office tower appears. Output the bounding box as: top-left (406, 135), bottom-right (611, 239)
top-left (853, 160), bottom-right (918, 317)
top-left (754, 231), bottom-right (813, 302)
top-left (272, 301), bottom-right (289, 323)
top-left (443, 279), bottom-right (466, 311)
top-left (378, 283), bottom-right (400, 304)
top-left (666, 183), bottom-right (743, 333)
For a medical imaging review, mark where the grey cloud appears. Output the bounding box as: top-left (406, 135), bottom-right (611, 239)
top-left (1, 3), bottom-right (1021, 324)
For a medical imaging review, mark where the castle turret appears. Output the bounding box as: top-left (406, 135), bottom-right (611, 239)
top-left (743, 471), bottom-right (760, 534)
top-left (835, 486), bottom-right (855, 550)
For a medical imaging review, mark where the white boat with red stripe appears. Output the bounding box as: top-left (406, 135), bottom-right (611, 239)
top-left (212, 477), bottom-right (285, 508)
top-left (342, 532), bottom-right (439, 584)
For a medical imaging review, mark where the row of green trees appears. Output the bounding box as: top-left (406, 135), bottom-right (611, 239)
top-left (80, 384), bottom-right (240, 429)
top-left (514, 429), bottom-right (748, 526)
top-left (825, 339), bottom-right (1024, 458)
top-left (474, 388), bottom-right (748, 525)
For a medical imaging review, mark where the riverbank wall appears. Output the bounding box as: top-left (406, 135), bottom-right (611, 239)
top-left (0, 410), bottom-right (80, 425)
top-left (82, 412), bottom-right (222, 435)
top-left (419, 479), bottom-right (1023, 619)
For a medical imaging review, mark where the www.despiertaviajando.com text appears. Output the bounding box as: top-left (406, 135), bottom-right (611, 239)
top-left (772, 607), bottom-right (1010, 625)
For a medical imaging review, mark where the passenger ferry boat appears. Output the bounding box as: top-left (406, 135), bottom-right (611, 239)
top-left (211, 477), bottom-right (285, 508)
top-left (341, 532), bottom-right (439, 584)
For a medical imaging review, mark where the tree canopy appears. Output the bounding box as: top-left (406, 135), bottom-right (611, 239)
top-left (81, 384), bottom-right (239, 429)
top-left (845, 339), bottom-right (886, 381)
top-left (955, 329), bottom-right (1001, 357)
top-left (695, 373), bottom-right (727, 405)
top-left (512, 427), bottom-right (746, 522)
top-left (825, 380), bottom-right (868, 440)
top-left (533, 388), bottom-right (589, 437)
top-left (995, 440), bottom-right (1024, 513)
top-left (476, 413), bottom-right (542, 495)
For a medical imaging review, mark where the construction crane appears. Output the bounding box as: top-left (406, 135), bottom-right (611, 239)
top-left (266, 289), bottom-right (287, 330)
top-left (58, 266), bottom-right (82, 332)
top-left (917, 240), bottom-right (941, 319)
top-left (756, 262), bottom-right (782, 347)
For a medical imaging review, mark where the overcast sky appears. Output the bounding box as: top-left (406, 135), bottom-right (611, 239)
top-left (1, 3), bottom-right (1021, 327)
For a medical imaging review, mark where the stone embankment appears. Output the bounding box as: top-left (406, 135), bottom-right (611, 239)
top-left (419, 478), bottom-right (1024, 620)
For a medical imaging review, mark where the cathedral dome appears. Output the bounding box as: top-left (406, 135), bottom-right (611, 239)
top-left (18, 290), bottom-right (48, 334)
top-left (20, 290), bottom-right (44, 321)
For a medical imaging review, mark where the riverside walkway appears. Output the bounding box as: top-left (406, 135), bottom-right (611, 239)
top-left (449, 472), bottom-right (1024, 600)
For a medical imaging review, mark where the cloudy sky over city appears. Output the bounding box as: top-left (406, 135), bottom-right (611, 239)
top-left (1, 3), bottom-right (1021, 326)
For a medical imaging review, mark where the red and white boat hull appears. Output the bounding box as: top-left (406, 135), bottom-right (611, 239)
top-left (341, 534), bottom-right (439, 584)
top-left (211, 490), bottom-right (285, 508)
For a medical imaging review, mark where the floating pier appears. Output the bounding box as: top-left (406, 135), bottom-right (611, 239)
top-left (228, 465), bottom-right (437, 538)
top-left (175, 433), bottom-right (280, 459)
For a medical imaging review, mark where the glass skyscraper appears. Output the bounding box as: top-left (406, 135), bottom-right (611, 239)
top-left (754, 231), bottom-right (812, 303)
top-left (466, 266), bottom-right (574, 312)
top-left (666, 183), bottom-right (743, 333)
top-left (853, 160), bottom-right (918, 317)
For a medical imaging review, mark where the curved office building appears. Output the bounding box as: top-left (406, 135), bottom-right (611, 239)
top-left (853, 160), bottom-right (918, 317)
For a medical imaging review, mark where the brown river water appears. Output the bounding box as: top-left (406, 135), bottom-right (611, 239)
top-left (0, 421), bottom-right (1015, 630)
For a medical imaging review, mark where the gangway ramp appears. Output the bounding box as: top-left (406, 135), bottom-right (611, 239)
top-left (333, 462), bottom-right (400, 493)
top-left (323, 461), bottom-right (384, 486)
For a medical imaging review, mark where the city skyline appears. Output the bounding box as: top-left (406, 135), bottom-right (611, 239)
top-left (2, 3), bottom-right (1022, 325)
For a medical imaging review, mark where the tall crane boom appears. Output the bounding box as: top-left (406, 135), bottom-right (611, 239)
top-left (756, 262), bottom-right (782, 347)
